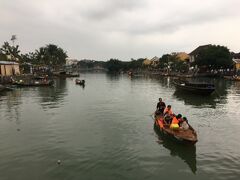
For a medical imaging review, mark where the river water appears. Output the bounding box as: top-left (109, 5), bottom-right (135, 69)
top-left (0, 73), bottom-right (240, 180)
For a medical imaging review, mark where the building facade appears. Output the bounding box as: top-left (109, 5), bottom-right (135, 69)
top-left (0, 61), bottom-right (20, 76)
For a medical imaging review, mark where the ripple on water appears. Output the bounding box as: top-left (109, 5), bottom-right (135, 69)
top-left (198, 151), bottom-right (240, 180)
top-left (1, 75), bottom-right (240, 180)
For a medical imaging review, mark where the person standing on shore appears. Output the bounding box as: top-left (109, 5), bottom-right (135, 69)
top-left (156, 98), bottom-right (166, 115)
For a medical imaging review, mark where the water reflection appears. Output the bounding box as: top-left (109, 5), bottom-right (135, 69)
top-left (229, 81), bottom-right (240, 94)
top-left (154, 127), bottom-right (197, 174)
top-left (173, 91), bottom-right (218, 108)
top-left (37, 78), bottom-right (67, 109)
top-left (213, 78), bottom-right (229, 98)
top-left (81, 84), bottom-right (85, 89)
top-left (149, 76), bottom-right (172, 88)
top-left (0, 90), bottom-right (22, 123)
top-left (106, 73), bottom-right (121, 81)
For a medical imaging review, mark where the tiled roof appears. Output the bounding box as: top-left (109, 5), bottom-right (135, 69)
top-left (189, 44), bottom-right (211, 55)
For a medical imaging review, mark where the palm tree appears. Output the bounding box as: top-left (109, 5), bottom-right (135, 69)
top-left (35, 44), bottom-right (67, 66)
top-left (0, 41), bottom-right (21, 61)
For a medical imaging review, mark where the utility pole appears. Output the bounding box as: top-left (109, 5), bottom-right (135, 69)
top-left (11, 35), bottom-right (17, 46)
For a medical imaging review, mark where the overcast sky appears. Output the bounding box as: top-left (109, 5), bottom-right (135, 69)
top-left (0, 0), bottom-right (240, 60)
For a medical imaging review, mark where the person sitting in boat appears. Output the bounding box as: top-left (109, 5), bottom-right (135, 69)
top-left (155, 98), bottom-right (166, 115)
top-left (176, 114), bottom-right (183, 125)
top-left (180, 117), bottom-right (189, 130)
top-left (170, 114), bottom-right (182, 130)
top-left (163, 105), bottom-right (174, 124)
top-left (163, 105), bottom-right (173, 116)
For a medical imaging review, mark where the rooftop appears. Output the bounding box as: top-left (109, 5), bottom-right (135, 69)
top-left (233, 59), bottom-right (240, 64)
top-left (0, 61), bottom-right (19, 65)
top-left (189, 44), bottom-right (211, 55)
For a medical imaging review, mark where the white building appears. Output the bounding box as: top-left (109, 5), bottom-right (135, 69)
top-left (66, 58), bottom-right (79, 66)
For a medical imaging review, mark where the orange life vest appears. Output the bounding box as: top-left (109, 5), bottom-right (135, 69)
top-left (171, 117), bottom-right (179, 124)
top-left (164, 108), bottom-right (173, 115)
top-left (170, 117), bottom-right (179, 129)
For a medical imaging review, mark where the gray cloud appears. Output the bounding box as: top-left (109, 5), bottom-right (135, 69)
top-left (0, 0), bottom-right (240, 60)
top-left (77, 0), bottom-right (146, 20)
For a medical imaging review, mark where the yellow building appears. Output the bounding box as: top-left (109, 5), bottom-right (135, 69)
top-left (142, 58), bottom-right (152, 66)
top-left (176, 52), bottom-right (190, 62)
top-left (233, 59), bottom-right (240, 75)
top-left (0, 61), bottom-right (20, 76)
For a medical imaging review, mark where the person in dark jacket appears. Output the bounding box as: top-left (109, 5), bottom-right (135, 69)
top-left (155, 98), bottom-right (166, 115)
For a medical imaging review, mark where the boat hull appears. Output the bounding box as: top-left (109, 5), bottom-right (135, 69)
top-left (154, 116), bottom-right (198, 145)
top-left (13, 81), bottom-right (54, 87)
top-left (173, 81), bottom-right (215, 95)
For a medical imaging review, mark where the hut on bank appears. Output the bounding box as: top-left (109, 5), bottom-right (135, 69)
top-left (0, 61), bottom-right (20, 83)
top-left (0, 61), bottom-right (20, 76)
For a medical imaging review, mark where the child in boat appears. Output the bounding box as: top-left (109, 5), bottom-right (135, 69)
top-left (170, 114), bottom-right (182, 129)
top-left (180, 117), bottom-right (189, 130)
top-left (163, 105), bottom-right (173, 116)
top-left (163, 105), bottom-right (174, 124)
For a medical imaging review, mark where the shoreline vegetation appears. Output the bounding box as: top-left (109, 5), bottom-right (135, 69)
top-left (1, 37), bottom-right (240, 83)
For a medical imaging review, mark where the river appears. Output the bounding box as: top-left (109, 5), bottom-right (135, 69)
top-left (0, 73), bottom-right (240, 180)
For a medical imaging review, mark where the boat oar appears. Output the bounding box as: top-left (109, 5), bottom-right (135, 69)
top-left (150, 114), bottom-right (155, 120)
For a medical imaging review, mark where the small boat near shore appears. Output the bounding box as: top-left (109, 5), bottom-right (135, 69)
top-left (12, 76), bottom-right (54, 87)
top-left (173, 79), bottom-right (215, 95)
top-left (75, 79), bottom-right (85, 85)
top-left (154, 115), bottom-right (198, 145)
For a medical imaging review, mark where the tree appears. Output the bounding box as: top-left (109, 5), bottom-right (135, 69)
top-left (0, 41), bottom-right (21, 61)
top-left (128, 58), bottom-right (144, 70)
top-left (159, 54), bottom-right (171, 69)
top-left (35, 44), bottom-right (68, 66)
top-left (105, 59), bottom-right (123, 72)
top-left (194, 45), bottom-right (232, 69)
top-left (21, 52), bottom-right (37, 64)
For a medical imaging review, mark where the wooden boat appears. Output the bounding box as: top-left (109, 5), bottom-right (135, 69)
top-left (12, 77), bottom-right (54, 87)
top-left (154, 115), bottom-right (198, 145)
top-left (173, 79), bottom-right (215, 95)
top-left (75, 79), bottom-right (85, 85)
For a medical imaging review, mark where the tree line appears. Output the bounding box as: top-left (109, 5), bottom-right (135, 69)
top-left (104, 45), bottom-right (233, 73)
top-left (0, 41), bottom-right (67, 66)
top-left (0, 39), bottom-right (235, 73)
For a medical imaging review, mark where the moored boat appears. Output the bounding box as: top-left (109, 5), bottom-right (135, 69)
top-left (12, 76), bottom-right (54, 87)
top-left (154, 115), bottom-right (198, 145)
top-left (75, 79), bottom-right (85, 85)
top-left (173, 79), bottom-right (215, 95)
